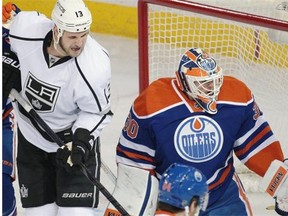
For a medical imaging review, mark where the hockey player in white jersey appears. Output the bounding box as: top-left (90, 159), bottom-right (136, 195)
top-left (3, 0), bottom-right (113, 215)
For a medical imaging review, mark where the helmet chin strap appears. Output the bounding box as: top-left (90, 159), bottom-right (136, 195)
top-left (52, 27), bottom-right (67, 57)
top-left (184, 206), bottom-right (190, 216)
top-left (184, 204), bottom-right (200, 216)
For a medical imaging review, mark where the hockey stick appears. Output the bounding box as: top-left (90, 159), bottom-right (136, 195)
top-left (101, 159), bottom-right (117, 184)
top-left (10, 89), bottom-right (129, 216)
top-left (11, 88), bottom-right (117, 183)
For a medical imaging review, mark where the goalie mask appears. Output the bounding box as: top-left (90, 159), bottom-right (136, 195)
top-left (158, 163), bottom-right (209, 213)
top-left (176, 48), bottom-right (223, 114)
top-left (51, 0), bottom-right (92, 47)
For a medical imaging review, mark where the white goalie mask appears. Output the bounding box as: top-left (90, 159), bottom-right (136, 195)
top-left (176, 48), bottom-right (223, 114)
top-left (51, 0), bottom-right (92, 45)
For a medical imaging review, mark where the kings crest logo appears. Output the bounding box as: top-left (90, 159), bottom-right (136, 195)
top-left (174, 116), bottom-right (223, 162)
top-left (20, 184), bottom-right (28, 198)
top-left (24, 72), bottom-right (60, 112)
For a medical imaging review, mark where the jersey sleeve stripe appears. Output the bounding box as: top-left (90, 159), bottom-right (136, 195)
top-left (208, 163), bottom-right (233, 190)
top-left (234, 115), bottom-right (267, 148)
top-left (243, 142), bottom-right (284, 176)
top-left (235, 124), bottom-right (273, 157)
top-left (116, 145), bottom-right (155, 164)
top-left (119, 134), bottom-right (155, 156)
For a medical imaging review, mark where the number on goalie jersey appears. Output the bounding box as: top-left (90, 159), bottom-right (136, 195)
top-left (5, 0), bottom-right (113, 215)
top-left (116, 48), bottom-right (285, 215)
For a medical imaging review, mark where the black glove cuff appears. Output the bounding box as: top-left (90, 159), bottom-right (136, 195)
top-left (73, 128), bottom-right (94, 150)
top-left (275, 199), bottom-right (288, 215)
top-left (3, 51), bottom-right (21, 100)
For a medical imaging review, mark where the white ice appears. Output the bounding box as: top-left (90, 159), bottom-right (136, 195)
top-left (14, 34), bottom-right (278, 216)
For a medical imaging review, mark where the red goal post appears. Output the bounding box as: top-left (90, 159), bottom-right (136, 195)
top-left (138, 0), bottom-right (288, 192)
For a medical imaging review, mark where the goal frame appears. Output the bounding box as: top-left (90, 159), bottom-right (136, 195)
top-left (138, 0), bottom-right (288, 93)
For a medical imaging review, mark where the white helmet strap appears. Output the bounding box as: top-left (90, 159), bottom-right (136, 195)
top-left (52, 25), bottom-right (65, 56)
top-left (184, 206), bottom-right (190, 216)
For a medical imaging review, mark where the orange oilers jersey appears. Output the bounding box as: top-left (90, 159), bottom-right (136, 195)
top-left (116, 76), bottom-right (284, 206)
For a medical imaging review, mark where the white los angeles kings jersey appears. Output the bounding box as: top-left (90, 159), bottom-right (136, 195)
top-left (9, 11), bottom-right (112, 152)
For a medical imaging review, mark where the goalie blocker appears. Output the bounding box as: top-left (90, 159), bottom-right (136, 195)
top-left (261, 159), bottom-right (288, 215)
top-left (104, 163), bottom-right (159, 216)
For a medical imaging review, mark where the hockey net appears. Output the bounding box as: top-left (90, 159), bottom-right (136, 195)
top-left (138, 0), bottom-right (288, 192)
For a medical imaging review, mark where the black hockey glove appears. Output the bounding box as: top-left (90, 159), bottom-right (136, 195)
top-left (71, 128), bottom-right (94, 166)
top-left (3, 3), bottom-right (22, 101)
top-left (56, 128), bottom-right (93, 172)
top-left (3, 50), bottom-right (21, 101)
top-left (56, 143), bottom-right (74, 172)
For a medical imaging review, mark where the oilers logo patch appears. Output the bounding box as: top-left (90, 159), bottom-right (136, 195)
top-left (24, 72), bottom-right (60, 112)
top-left (174, 116), bottom-right (223, 162)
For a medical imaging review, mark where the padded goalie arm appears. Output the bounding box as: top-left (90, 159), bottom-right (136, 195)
top-left (261, 159), bottom-right (288, 215)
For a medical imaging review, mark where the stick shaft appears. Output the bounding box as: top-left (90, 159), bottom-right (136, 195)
top-left (10, 88), bottom-right (116, 181)
top-left (10, 89), bottom-right (128, 215)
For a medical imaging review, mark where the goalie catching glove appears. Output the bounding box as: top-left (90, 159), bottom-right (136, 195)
top-left (261, 159), bottom-right (288, 215)
top-left (56, 128), bottom-right (94, 172)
